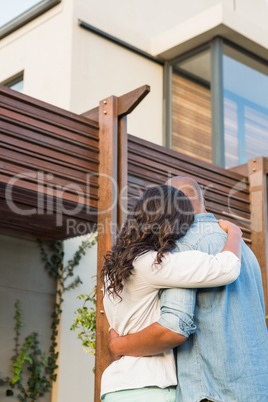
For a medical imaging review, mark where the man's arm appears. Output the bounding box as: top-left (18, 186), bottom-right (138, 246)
top-left (109, 285), bottom-right (196, 360)
top-left (109, 322), bottom-right (187, 360)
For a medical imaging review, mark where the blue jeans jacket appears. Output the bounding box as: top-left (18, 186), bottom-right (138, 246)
top-left (158, 213), bottom-right (268, 402)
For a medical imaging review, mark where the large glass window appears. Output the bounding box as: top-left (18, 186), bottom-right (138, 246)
top-left (223, 45), bottom-right (268, 168)
top-left (0, 0), bottom-right (61, 39)
top-left (172, 48), bottom-right (212, 163)
top-left (167, 40), bottom-right (268, 169)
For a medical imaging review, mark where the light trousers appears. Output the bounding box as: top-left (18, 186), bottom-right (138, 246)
top-left (101, 386), bottom-right (176, 402)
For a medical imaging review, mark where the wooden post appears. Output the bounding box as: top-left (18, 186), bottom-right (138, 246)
top-left (93, 86), bottom-right (150, 401)
top-left (248, 157), bottom-right (268, 320)
top-left (117, 116), bottom-right (128, 227)
top-left (94, 96), bottom-right (118, 401)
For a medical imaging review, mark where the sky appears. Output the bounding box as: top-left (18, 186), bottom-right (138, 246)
top-left (0, 0), bottom-right (43, 27)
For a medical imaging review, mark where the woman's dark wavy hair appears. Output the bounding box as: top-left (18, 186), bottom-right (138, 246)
top-left (101, 185), bottom-right (194, 298)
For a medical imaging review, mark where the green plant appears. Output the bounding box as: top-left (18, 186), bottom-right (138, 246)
top-left (3, 300), bottom-right (50, 401)
top-left (0, 234), bottom-right (97, 401)
top-left (70, 279), bottom-right (96, 371)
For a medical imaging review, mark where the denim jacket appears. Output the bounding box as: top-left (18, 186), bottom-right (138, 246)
top-left (158, 213), bottom-right (268, 402)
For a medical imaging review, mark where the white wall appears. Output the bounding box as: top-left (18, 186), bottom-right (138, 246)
top-left (70, 14), bottom-right (163, 144)
top-left (0, 232), bottom-right (97, 402)
top-left (0, 234), bottom-right (56, 402)
top-left (0, 0), bottom-right (73, 109)
top-left (53, 235), bottom-right (97, 402)
top-left (236, 0), bottom-right (268, 30)
top-left (74, 0), bottom-right (233, 51)
top-left (73, 0), bottom-right (268, 55)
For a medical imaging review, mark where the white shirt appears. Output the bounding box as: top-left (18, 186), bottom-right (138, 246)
top-left (101, 250), bottom-right (240, 397)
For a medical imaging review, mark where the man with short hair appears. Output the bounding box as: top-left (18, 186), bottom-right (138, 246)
top-left (109, 176), bottom-right (268, 402)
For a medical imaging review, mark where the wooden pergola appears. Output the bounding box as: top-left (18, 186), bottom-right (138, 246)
top-left (1, 84), bottom-right (267, 401)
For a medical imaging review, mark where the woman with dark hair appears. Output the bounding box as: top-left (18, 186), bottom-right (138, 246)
top-left (100, 185), bottom-right (241, 402)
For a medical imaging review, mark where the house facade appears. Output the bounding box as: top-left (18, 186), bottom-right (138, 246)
top-left (0, 1), bottom-right (267, 401)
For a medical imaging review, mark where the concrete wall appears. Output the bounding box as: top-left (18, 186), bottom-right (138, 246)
top-left (74, 0), bottom-right (232, 50)
top-left (0, 232), bottom-right (97, 402)
top-left (74, 0), bottom-right (268, 58)
top-left (70, 11), bottom-right (163, 144)
top-left (0, 1), bottom-right (73, 109)
top-left (0, 234), bottom-right (56, 401)
top-left (53, 235), bottom-right (97, 402)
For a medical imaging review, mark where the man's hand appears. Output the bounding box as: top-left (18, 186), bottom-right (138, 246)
top-left (107, 323), bottom-right (187, 359)
top-left (108, 328), bottom-right (122, 363)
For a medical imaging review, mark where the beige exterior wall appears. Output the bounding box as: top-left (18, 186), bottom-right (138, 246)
top-left (0, 1), bottom-right (73, 109)
top-left (73, 0), bottom-right (233, 50)
top-left (0, 234), bottom-right (56, 402)
top-left (152, 2), bottom-right (268, 60)
top-left (0, 232), bottom-right (96, 402)
top-left (52, 235), bottom-right (97, 402)
top-left (69, 16), bottom-right (163, 144)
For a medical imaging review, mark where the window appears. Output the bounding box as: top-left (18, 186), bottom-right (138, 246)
top-left (2, 72), bottom-right (24, 93)
top-left (0, 0), bottom-right (61, 39)
top-left (166, 39), bottom-right (268, 169)
top-left (169, 47), bottom-right (212, 163)
top-left (223, 45), bottom-right (268, 168)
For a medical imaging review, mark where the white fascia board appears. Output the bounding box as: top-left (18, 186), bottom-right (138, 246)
top-left (151, 4), bottom-right (268, 61)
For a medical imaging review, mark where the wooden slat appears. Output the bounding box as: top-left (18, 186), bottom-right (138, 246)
top-left (0, 184), bottom-right (97, 240)
top-left (0, 85), bottom-right (99, 130)
top-left (0, 86), bottom-right (99, 240)
top-left (1, 112), bottom-right (99, 151)
top-left (172, 74), bottom-right (212, 163)
top-left (127, 134), bottom-right (251, 245)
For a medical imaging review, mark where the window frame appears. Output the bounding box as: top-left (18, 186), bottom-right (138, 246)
top-left (0, 0), bottom-right (61, 40)
top-left (2, 71), bottom-right (24, 90)
top-left (165, 37), bottom-right (268, 168)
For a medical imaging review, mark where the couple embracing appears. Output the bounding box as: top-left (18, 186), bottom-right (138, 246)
top-left (100, 176), bottom-right (268, 402)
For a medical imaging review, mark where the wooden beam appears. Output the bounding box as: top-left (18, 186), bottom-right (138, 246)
top-left (81, 106), bottom-right (99, 122)
top-left (117, 85), bottom-right (150, 117)
top-left (118, 116), bottom-right (128, 227)
top-left (95, 96), bottom-right (118, 401)
top-left (82, 85), bottom-right (151, 123)
top-left (248, 157), bottom-right (268, 322)
top-left (228, 163), bottom-right (248, 177)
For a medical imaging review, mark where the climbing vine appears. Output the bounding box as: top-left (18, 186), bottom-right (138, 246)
top-left (0, 234), bottom-right (97, 401)
top-left (70, 279), bottom-right (97, 372)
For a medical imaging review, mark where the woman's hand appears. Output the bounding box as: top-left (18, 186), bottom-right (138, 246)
top-left (219, 219), bottom-right (242, 259)
top-left (219, 219), bottom-right (242, 236)
top-left (108, 328), bottom-right (122, 363)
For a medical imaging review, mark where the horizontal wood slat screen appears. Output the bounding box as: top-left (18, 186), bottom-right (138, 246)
top-left (128, 135), bottom-right (251, 245)
top-left (0, 85), bottom-right (99, 240)
top-left (172, 74), bottom-right (212, 164)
